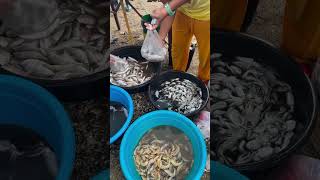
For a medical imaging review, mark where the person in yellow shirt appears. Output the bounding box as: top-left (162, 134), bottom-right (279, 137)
top-left (147, 0), bottom-right (210, 83)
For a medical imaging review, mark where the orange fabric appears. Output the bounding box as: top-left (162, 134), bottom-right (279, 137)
top-left (281, 0), bottom-right (320, 64)
top-left (172, 11), bottom-right (210, 81)
top-left (211, 0), bottom-right (248, 31)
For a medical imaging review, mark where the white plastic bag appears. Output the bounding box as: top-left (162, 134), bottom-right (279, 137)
top-left (110, 54), bottom-right (129, 73)
top-left (141, 29), bottom-right (167, 62)
top-left (195, 110), bottom-right (210, 139)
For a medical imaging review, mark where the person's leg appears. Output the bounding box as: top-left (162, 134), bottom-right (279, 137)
top-left (172, 11), bottom-right (193, 72)
top-left (282, 0), bottom-right (320, 64)
top-left (211, 0), bottom-right (248, 31)
top-left (193, 18), bottom-right (210, 82)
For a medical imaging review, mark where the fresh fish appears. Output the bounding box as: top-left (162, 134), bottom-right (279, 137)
top-left (13, 40), bottom-right (39, 51)
top-left (155, 78), bottom-right (203, 114)
top-left (0, 48), bottom-right (11, 65)
top-left (61, 23), bottom-right (73, 41)
top-left (77, 14), bottom-right (96, 25)
top-left (59, 12), bottom-right (79, 25)
top-left (78, 3), bottom-right (99, 17)
top-left (51, 26), bottom-right (65, 43)
top-left (66, 48), bottom-right (89, 64)
top-left (0, 0), bottom-right (108, 80)
top-left (13, 51), bottom-right (47, 61)
top-left (46, 51), bottom-right (77, 65)
top-left (71, 22), bottom-right (81, 39)
top-left (53, 65), bottom-right (89, 79)
top-left (110, 55), bottom-right (154, 87)
top-left (51, 39), bottom-right (86, 51)
top-left (9, 39), bottom-right (25, 48)
top-left (48, 64), bottom-right (89, 74)
top-left (211, 55), bottom-right (296, 166)
top-left (19, 17), bottom-right (61, 40)
top-left (21, 59), bottom-right (54, 77)
top-left (0, 37), bottom-right (9, 47)
top-left (85, 47), bottom-right (103, 65)
top-left (40, 38), bottom-right (52, 49)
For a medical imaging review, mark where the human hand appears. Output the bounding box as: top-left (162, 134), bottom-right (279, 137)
top-left (144, 7), bottom-right (167, 31)
top-left (151, 7), bottom-right (168, 22)
top-left (144, 22), bottom-right (158, 31)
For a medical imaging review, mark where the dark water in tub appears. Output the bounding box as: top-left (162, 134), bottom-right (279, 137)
top-left (110, 101), bottom-right (128, 138)
top-left (0, 125), bottom-right (58, 180)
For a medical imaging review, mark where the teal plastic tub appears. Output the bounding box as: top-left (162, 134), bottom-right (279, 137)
top-left (110, 85), bottom-right (134, 144)
top-left (120, 110), bottom-right (207, 179)
top-left (0, 75), bottom-right (75, 180)
top-left (211, 161), bottom-right (249, 180)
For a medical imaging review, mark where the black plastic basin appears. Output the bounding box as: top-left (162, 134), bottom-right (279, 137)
top-left (148, 70), bottom-right (209, 117)
top-left (211, 31), bottom-right (318, 175)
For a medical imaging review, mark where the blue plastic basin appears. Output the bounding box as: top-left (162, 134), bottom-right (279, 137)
top-left (110, 85), bottom-right (134, 144)
top-left (120, 110), bottom-right (207, 179)
top-left (0, 75), bottom-right (75, 180)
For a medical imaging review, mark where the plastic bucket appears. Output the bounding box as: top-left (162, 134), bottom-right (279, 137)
top-left (120, 110), bottom-right (207, 179)
top-left (212, 31), bottom-right (318, 173)
top-left (141, 14), bottom-right (160, 37)
top-left (148, 70), bottom-right (209, 117)
top-left (110, 85), bottom-right (134, 144)
top-left (0, 75), bottom-right (75, 180)
top-left (211, 161), bottom-right (249, 180)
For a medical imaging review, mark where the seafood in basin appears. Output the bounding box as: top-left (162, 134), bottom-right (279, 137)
top-left (211, 54), bottom-right (296, 165)
top-left (110, 55), bottom-right (155, 87)
top-left (154, 78), bottom-right (204, 114)
top-left (134, 126), bottom-right (194, 180)
top-left (0, 0), bottom-right (108, 80)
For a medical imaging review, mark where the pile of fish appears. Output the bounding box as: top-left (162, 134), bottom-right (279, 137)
top-left (110, 55), bottom-right (154, 87)
top-left (0, 0), bottom-right (108, 80)
top-left (134, 127), bottom-right (193, 180)
top-left (155, 78), bottom-right (203, 114)
top-left (211, 54), bottom-right (296, 165)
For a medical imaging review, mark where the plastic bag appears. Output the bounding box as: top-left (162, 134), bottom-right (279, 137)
top-left (110, 54), bottom-right (129, 73)
top-left (141, 29), bottom-right (167, 62)
top-left (195, 111), bottom-right (210, 139)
